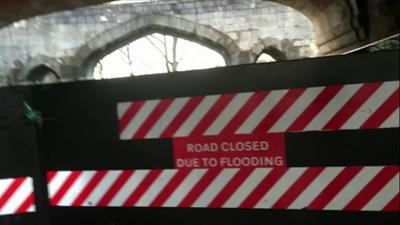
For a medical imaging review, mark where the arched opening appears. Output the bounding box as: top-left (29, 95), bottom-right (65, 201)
top-left (1, 0), bottom-right (374, 85)
top-left (93, 33), bottom-right (226, 79)
top-left (31, 2), bottom-right (319, 80)
top-left (27, 65), bottom-right (60, 84)
top-left (72, 14), bottom-right (240, 79)
top-left (254, 46), bottom-right (288, 63)
top-left (255, 53), bottom-right (276, 63)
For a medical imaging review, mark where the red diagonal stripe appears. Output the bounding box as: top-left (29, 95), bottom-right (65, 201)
top-left (272, 167), bottom-right (325, 209)
top-left (179, 169), bottom-right (222, 207)
top-left (72, 170), bottom-right (108, 206)
top-left (16, 192), bottom-right (34, 213)
top-left (97, 170), bottom-right (135, 206)
top-left (308, 167), bottom-right (363, 210)
top-left (50, 171), bottom-right (82, 205)
top-left (361, 88), bottom-right (399, 129)
top-left (119, 101), bottom-right (145, 133)
top-left (47, 171), bottom-right (57, 183)
top-left (383, 193), bottom-right (400, 211)
top-left (240, 168), bottom-right (288, 208)
top-left (189, 94), bottom-right (235, 136)
top-left (133, 99), bottom-right (174, 139)
top-left (344, 166), bottom-right (399, 210)
top-left (0, 178), bottom-right (25, 209)
top-left (123, 170), bottom-right (163, 206)
top-left (150, 169), bottom-right (191, 207)
top-left (161, 96), bottom-right (204, 138)
top-left (208, 168), bottom-right (254, 208)
top-left (253, 88), bottom-right (305, 133)
top-left (287, 85), bottom-right (343, 131)
top-left (323, 83), bottom-right (381, 130)
top-left (221, 92), bottom-right (270, 134)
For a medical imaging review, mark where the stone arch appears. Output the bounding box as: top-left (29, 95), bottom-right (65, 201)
top-left (250, 37), bottom-right (288, 62)
top-left (72, 14), bottom-right (241, 78)
top-left (269, 0), bottom-right (365, 55)
top-left (19, 55), bottom-right (61, 82)
top-left (26, 64), bottom-right (60, 83)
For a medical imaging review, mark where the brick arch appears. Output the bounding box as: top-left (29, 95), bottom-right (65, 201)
top-left (72, 14), bottom-right (241, 78)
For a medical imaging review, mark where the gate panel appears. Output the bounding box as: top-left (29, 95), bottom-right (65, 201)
top-left (32, 51), bottom-right (399, 225)
top-left (0, 88), bottom-right (42, 225)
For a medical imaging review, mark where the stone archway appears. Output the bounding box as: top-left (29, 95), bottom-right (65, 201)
top-left (269, 0), bottom-right (365, 55)
top-left (3, 0), bottom-right (396, 55)
top-left (250, 37), bottom-right (288, 63)
top-left (71, 14), bottom-right (241, 78)
top-left (27, 65), bottom-right (60, 83)
top-left (15, 55), bottom-right (61, 83)
top-left (70, 0), bottom-right (367, 79)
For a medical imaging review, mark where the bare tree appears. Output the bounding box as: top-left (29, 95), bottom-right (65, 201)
top-left (145, 34), bottom-right (179, 73)
top-left (118, 44), bottom-right (135, 76)
top-left (94, 33), bottom-right (181, 78)
top-left (171, 36), bottom-right (178, 72)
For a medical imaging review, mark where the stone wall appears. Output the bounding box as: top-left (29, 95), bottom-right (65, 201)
top-left (0, 0), bottom-right (316, 84)
top-left (2, 0), bottom-right (397, 85)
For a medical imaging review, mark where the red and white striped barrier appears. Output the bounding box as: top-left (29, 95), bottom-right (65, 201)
top-left (47, 166), bottom-right (399, 212)
top-left (118, 81), bottom-right (399, 140)
top-left (0, 177), bottom-right (35, 216)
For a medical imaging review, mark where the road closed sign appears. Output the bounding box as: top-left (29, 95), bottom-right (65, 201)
top-left (173, 134), bottom-right (286, 168)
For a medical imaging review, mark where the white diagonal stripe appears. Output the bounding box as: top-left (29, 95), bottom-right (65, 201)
top-left (163, 169), bottom-right (207, 207)
top-left (342, 81), bottom-right (399, 129)
top-left (1, 178), bottom-right (33, 215)
top-left (145, 98), bottom-right (189, 139)
top-left (305, 83), bottom-right (362, 131)
top-left (363, 173), bottom-right (399, 211)
top-left (174, 95), bottom-right (220, 137)
top-left (27, 205), bottom-right (35, 212)
top-left (48, 171), bottom-right (72, 199)
top-left (205, 92), bottom-right (253, 135)
top-left (120, 100), bottom-right (160, 140)
top-left (109, 170), bottom-right (150, 206)
top-left (324, 166), bottom-right (383, 210)
top-left (255, 168), bottom-right (307, 209)
top-left (269, 86), bottom-right (324, 132)
top-left (83, 170), bottom-right (122, 206)
top-left (224, 168), bottom-right (272, 208)
top-left (135, 170), bottom-right (177, 207)
top-left (381, 107), bottom-right (399, 128)
top-left (289, 167), bottom-right (344, 209)
top-left (58, 171), bottom-right (96, 206)
top-left (117, 102), bottom-right (132, 119)
top-left (236, 89), bottom-right (288, 134)
top-left (0, 178), bottom-right (13, 197)
top-left (192, 169), bottom-right (238, 208)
